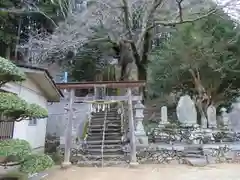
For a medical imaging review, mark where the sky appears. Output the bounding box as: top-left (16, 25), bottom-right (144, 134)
top-left (216, 0), bottom-right (240, 20)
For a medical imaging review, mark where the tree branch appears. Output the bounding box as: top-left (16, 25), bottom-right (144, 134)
top-left (175, 0), bottom-right (183, 22)
top-left (122, 0), bottom-right (133, 39)
top-left (155, 7), bottom-right (218, 26)
top-left (153, 0), bottom-right (236, 28)
top-left (129, 41), bottom-right (141, 66)
top-left (136, 0), bottom-right (165, 51)
top-left (0, 8), bottom-right (58, 28)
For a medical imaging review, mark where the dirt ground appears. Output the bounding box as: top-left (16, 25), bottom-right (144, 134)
top-left (44, 164), bottom-right (240, 180)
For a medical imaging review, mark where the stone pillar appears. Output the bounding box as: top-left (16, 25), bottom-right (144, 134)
top-left (127, 88), bottom-right (137, 165)
top-left (201, 116), bottom-right (208, 129)
top-left (134, 101), bottom-right (148, 146)
top-left (220, 107), bottom-right (229, 128)
top-left (159, 106), bottom-right (169, 128)
top-left (63, 89), bottom-right (74, 167)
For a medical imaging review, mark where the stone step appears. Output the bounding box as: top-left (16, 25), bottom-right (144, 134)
top-left (87, 136), bottom-right (122, 141)
top-left (91, 117), bottom-right (120, 121)
top-left (183, 154), bottom-right (204, 158)
top-left (90, 124), bottom-right (121, 128)
top-left (88, 132), bottom-right (122, 136)
top-left (88, 129), bottom-right (121, 133)
top-left (89, 128), bottom-right (121, 133)
top-left (89, 129), bottom-right (121, 132)
top-left (89, 124), bottom-right (121, 128)
top-left (86, 139), bottom-right (122, 145)
top-left (86, 148), bottom-right (122, 153)
top-left (184, 145), bottom-right (202, 150)
top-left (86, 152), bottom-right (123, 156)
top-left (91, 116), bottom-right (121, 121)
top-left (93, 123), bottom-right (121, 126)
top-left (92, 112), bottom-right (118, 116)
top-left (87, 136), bottom-right (122, 140)
top-left (89, 131), bottom-right (122, 135)
top-left (90, 122), bottom-right (122, 126)
top-left (77, 160), bottom-right (127, 166)
top-left (91, 121), bottom-right (121, 124)
top-left (184, 150), bottom-right (203, 154)
top-left (86, 144), bottom-right (122, 149)
top-left (87, 138), bottom-right (122, 142)
top-left (182, 157), bottom-right (207, 167)
top-left (85, 154), bottom-right (124, 160)
top-left (92, 116), bottom-right (120, 119)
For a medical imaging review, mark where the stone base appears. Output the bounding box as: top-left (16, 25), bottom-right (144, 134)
top-left (136, 135), bottom-right (148, 146)
top-left (183, 157), bottom-right (207, 167)
top-left (158, 123), bottom-right (169, 128)
top-left (129, 161), bottom-right (139, 167)
top-left (61, 162), bottom-right (72, 169)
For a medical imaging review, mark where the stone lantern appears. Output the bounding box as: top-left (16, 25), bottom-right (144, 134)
top-left (134, 101), bottom-right (148, 146)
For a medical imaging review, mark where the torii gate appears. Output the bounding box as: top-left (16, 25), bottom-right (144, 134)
top-left (56, 80), bottom-right (146, 166)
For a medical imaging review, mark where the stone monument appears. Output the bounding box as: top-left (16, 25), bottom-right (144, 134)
top-left (159, 106), bottom-right (168, 127)
top-left (207, 105), bottom-right (217, 128)
top-left (229, 97), bottom-right (240, 132)
top-left (220, 107), bottom-right (229, 128)
top-left (176, 95), bottom-right (197, 126)
top-left (201, 115), bottom-right (208, 129)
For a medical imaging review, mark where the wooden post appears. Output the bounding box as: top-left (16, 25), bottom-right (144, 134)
top-left (127, 88), bottom-right (138, 165)
top-left (63, 89), bottom-right (74, 166)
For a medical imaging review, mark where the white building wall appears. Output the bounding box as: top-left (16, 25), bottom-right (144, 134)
top-left (2, 78), bottom-right (48, 150)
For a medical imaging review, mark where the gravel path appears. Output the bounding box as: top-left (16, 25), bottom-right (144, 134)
top-left (44, 164), bottom-right (240, 180)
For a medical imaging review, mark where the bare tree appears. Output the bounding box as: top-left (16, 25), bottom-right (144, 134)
top-left (10, 0), bottom-right (239, 78)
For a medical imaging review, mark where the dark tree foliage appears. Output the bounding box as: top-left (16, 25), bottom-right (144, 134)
top-left (149, 11), bottom-right (240, 111)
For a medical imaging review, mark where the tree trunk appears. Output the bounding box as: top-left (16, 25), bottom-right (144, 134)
top-left (138, 64), bottom-right (147, 81)
top-left (137, 64), bottom-right (147, 101)
top-left (115, 40), bottom-right (149, 99)
top-left (5, 46), bottom-right (10, 59)
top-left (195, 100), bottom-right (209, 128)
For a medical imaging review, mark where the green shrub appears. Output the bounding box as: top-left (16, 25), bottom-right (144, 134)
top-left (0, 93), bottom-right (28, 119)
top-left (0, 57), bottom-right (26, 82)
top-left (0, 139), bottom-right (31, 160)
top-left (0, 139), bottom-right (54, 174)
top-left (26, 103), bottom-right (48, 118)
top-left (19, 154), bottom-right (54, 174)
top-left (0, 57), bottom-right (53, 174)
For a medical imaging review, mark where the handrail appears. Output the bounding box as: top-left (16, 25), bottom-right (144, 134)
top-left (120, 102), bottom-right (125, 135)
top-left (101, 105), bottom-right (108, 167)
top-left (84, 105), bottom-right (92, 142)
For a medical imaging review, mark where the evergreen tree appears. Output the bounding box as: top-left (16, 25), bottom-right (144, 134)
top-left (0, 56), bottom-right (53, 174)
top-left (149, 11), bottom-right (240, 120)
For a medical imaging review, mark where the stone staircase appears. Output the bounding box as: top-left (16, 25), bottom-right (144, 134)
top-left (182, 145), bottom-right (207, 166)
top-left (84, 107), bottom-right (125, 166)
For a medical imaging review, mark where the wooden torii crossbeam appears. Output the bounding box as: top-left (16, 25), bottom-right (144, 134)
top-left (56, 80), bottom-right (146, 102)
top-left (56, 80), bottom-right (146, 89)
